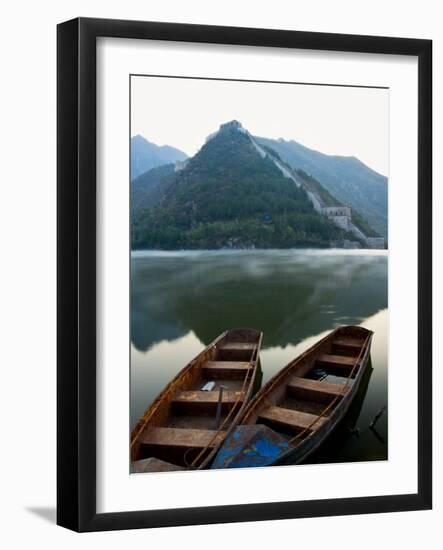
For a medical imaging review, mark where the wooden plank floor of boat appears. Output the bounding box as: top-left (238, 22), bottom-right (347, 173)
top-left (172, 389), bottom-right (244, 413)
top-left (203, 361), bottom-right (252, 378)
top-left (217, 342), bottom-right (256, 360)
top-left (259, 406), bottom-right (327, 432)
top-left (139, 427), bottom-right (226, 449)
top-left (333, 337), bottom-right (362, 348)
top-left (332, 336), bottom-right (364, 355)
top-left (315, 353), bottom-right (357, 375)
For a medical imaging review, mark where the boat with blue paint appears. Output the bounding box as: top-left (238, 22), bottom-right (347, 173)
top-left (212, 326), bottom-right (373, 469)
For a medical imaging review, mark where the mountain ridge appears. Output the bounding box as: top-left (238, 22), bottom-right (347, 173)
top-left (131, 121), bottom-right (377, 250)
top-left (131, 134), bottom-right (188, 179)
top-left (255, 136), bottom-right (388, 237)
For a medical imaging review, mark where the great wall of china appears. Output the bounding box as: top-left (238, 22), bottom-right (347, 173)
top-left (249, 128), bottom-right (385, 250)
top-left (182, 121), bottom-right (385, 249)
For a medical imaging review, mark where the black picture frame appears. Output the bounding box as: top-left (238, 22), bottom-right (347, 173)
top-left (57, 17), bottom-right (432, 532)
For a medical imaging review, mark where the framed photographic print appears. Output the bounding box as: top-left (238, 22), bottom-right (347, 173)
top-left (57, 17), bottom-right (432, 532)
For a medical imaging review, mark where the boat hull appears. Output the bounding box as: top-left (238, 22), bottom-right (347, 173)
top-left (131, 328), bottom-right (263, 470)
top-left (275, 335), bottom-right (372, 465)
top-left (212, 325), bottom-right (373, 469)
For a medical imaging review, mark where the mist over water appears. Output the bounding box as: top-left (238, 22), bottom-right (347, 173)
top-left (131, 249), bottom-right (388, 464)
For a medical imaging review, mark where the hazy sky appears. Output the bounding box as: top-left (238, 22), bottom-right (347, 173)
top-left (131, 76), bottom-right (389, 176)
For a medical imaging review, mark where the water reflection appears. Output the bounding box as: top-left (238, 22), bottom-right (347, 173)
top-left (131, 249), bottom-right (387, 352)
top-left (130, 249), bottom-right (388, 463)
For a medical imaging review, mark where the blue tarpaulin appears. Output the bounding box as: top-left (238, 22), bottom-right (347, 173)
top-left (211, 425), bottom-right (292, 469)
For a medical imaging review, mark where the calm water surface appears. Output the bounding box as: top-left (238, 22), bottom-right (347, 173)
top-left (131, 249), bottom-right (388, 464)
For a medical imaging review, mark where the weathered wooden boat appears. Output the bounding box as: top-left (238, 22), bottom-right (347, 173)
top-left (131, 328), bottom-right (263, 472)
top-left (211, 326), bottom-right (373, 469)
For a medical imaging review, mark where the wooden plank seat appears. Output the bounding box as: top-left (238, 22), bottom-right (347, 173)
top-left (203, 361), bottom-right (252, 379)
top-left (217, 342), bottom-right (256, 360)
top-left (220, 342), bottom-right (256, 351)
top-left (172, 390), bottom-right (243, 413)
top-left (287, 376), bottom-right (346, 403)
top-left (334, 337), bottom-right (362, 349)
top-left (316, 353), bottom-right (357, 375)
top-left (332, 337), bottom-right (363, 356)
top-left (139, 427), bottom-right (226, 450)
top-left (258, 406), bottom-right (327, 432)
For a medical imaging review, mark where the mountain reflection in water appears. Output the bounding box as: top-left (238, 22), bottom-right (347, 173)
top-left (131, 249), bottom-right (388, 464)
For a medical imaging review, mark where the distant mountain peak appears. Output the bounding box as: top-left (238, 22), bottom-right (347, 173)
top-left (132, 133), bottom-right (151, 143)
top-left (131, 135), bottom-right (188, 179)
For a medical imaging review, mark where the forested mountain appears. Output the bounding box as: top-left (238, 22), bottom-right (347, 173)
top-left (131, 163), bottom-right (176, 213)
top-left (131, 121), bottom-right (362, 250)
top-left (131, 134), bottom-right (188, 179)
top-left (256, 137), bottom-right (388, 238)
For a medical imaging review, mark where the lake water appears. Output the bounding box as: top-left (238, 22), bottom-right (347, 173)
top-left (131, 249), bottom-right (388, 464)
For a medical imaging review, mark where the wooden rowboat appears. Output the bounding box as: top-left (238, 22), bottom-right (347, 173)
top-left (211, 326), bottom-right (373, 469)
top-left (131, 328), bottom-right (263, 472)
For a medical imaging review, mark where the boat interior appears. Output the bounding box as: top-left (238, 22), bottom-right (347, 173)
top-left (132, 329), bottom-right (261, 470)
top-left (244, 327), bottom-right (370, 441)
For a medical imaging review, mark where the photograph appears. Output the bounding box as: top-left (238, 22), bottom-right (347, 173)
top-left (129, 75), bottom-right (389, 474)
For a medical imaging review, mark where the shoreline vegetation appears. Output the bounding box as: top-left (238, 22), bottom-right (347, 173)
top-left (131, 247), bottom-right (388, 254)
top-left (131, 219), bottom-right (383, 250)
